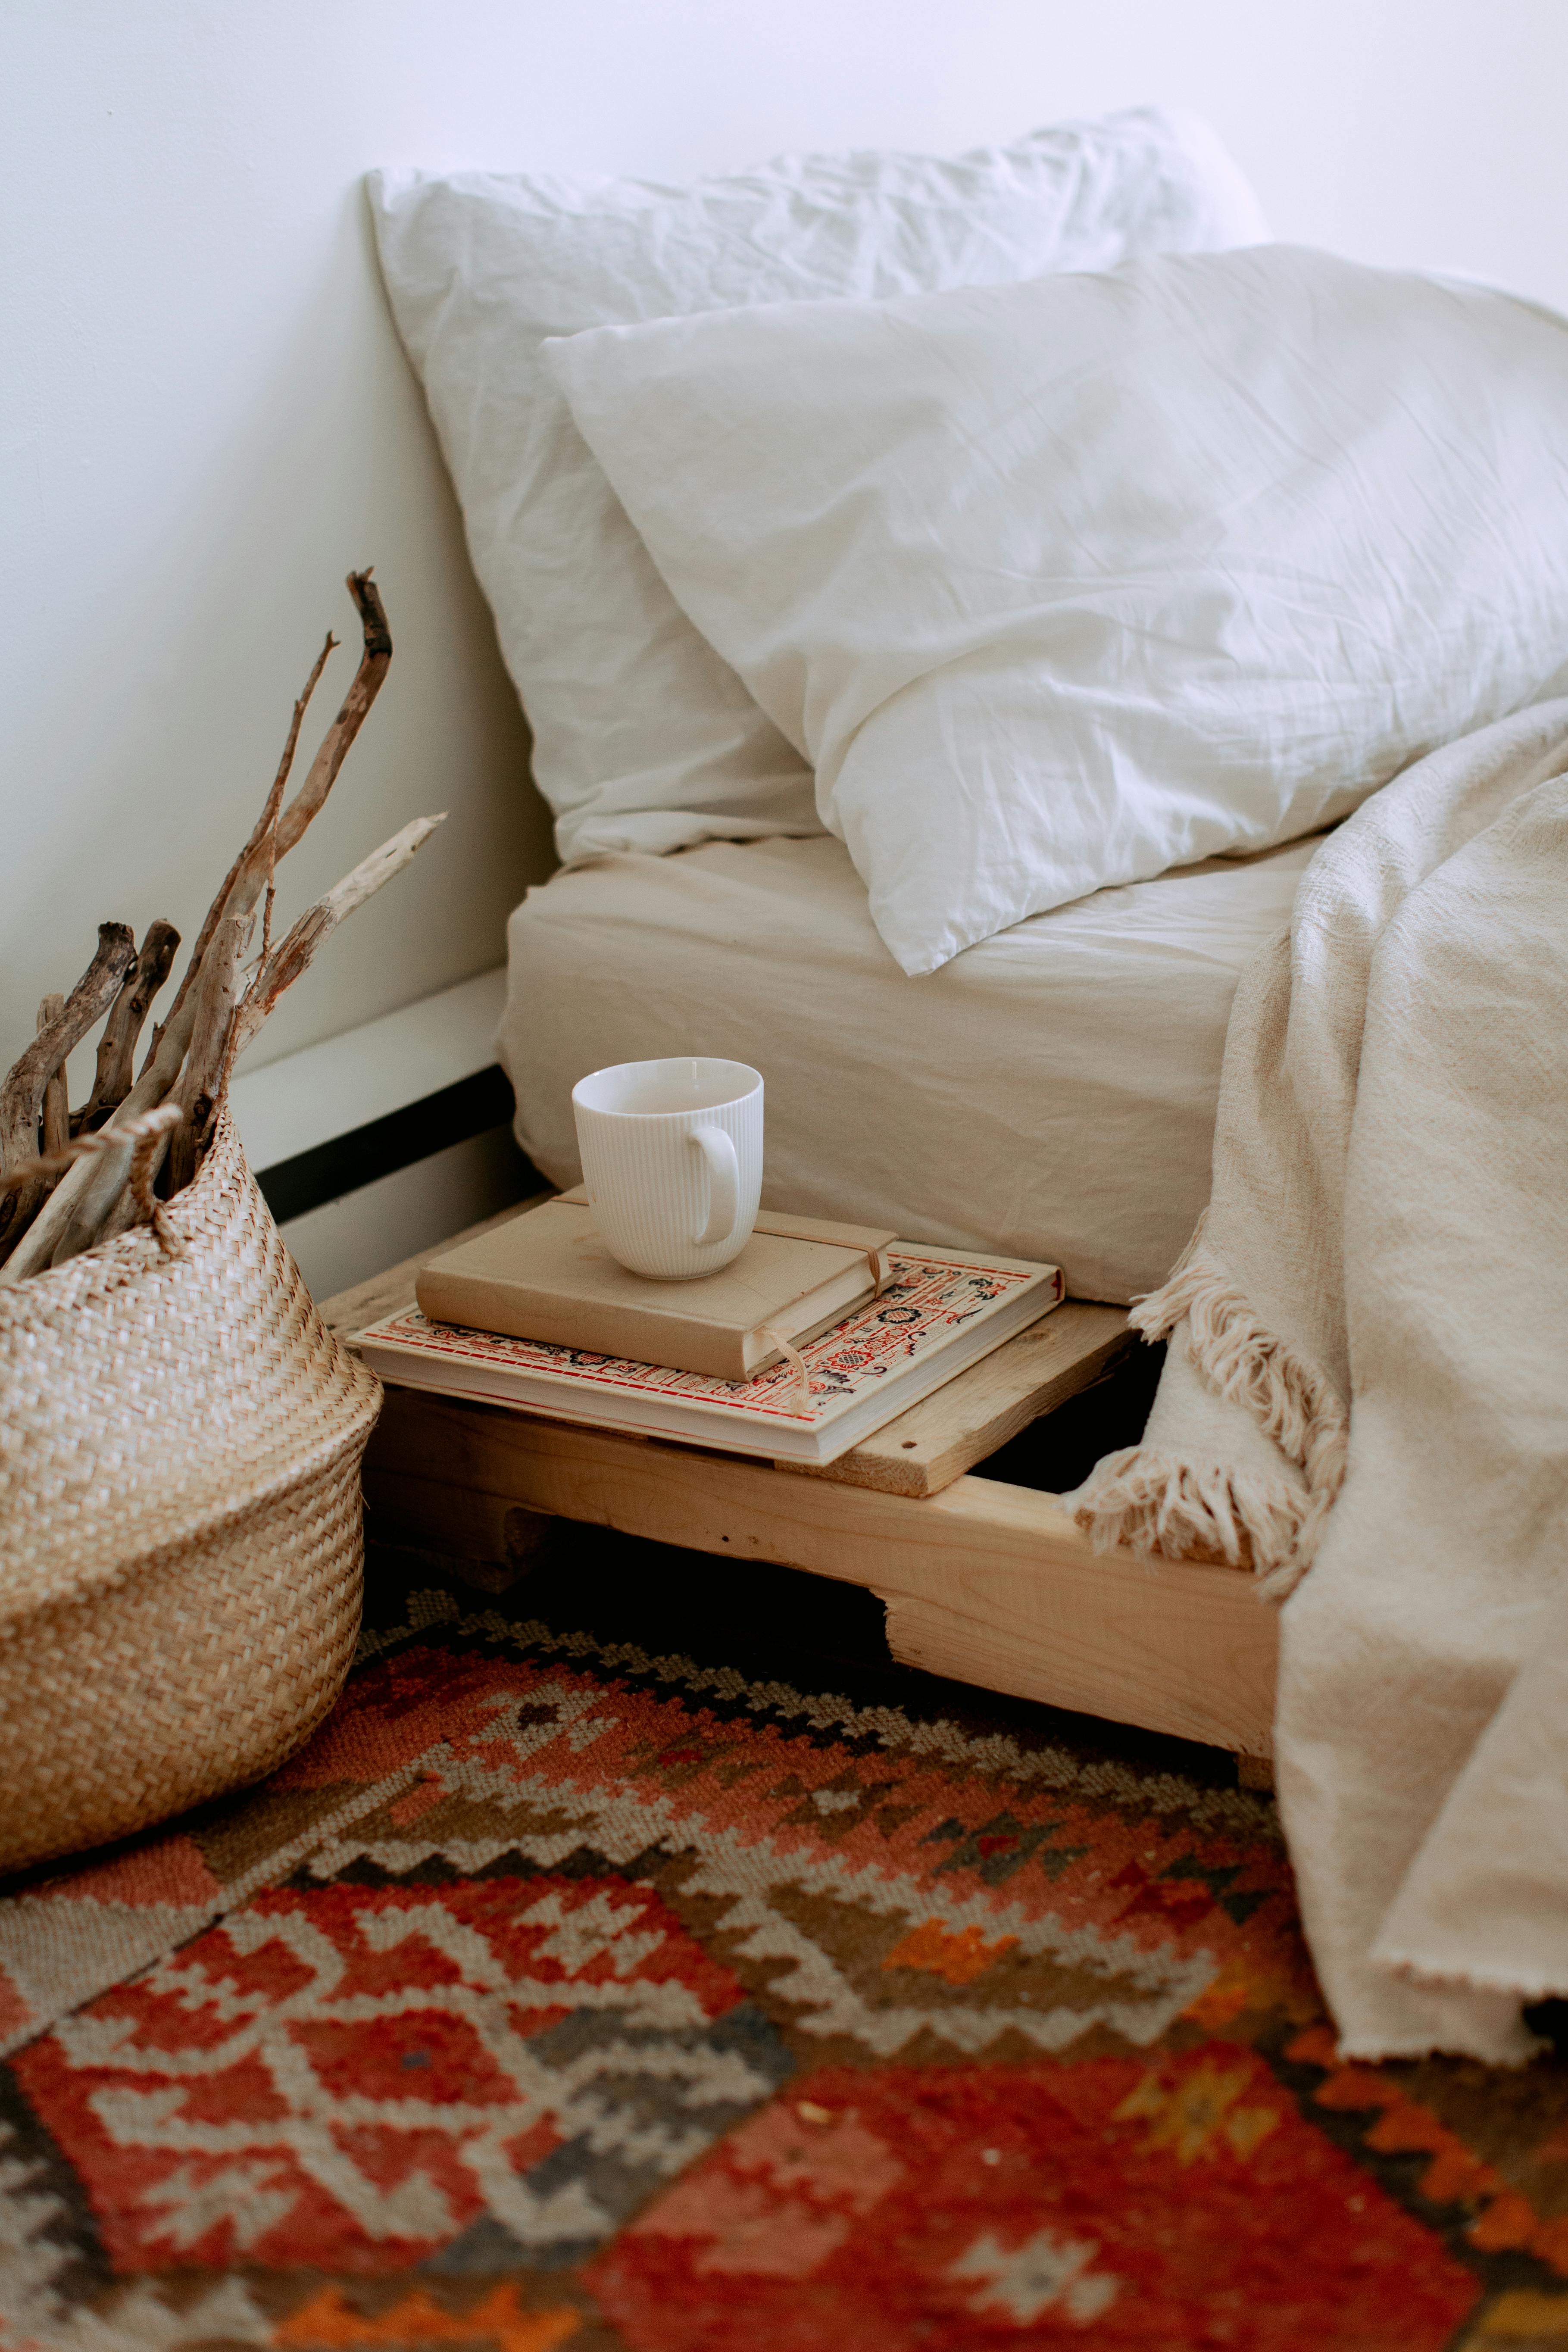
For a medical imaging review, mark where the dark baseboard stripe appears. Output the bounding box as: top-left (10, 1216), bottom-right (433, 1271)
top-left (255, 1064), bottom-right (540, 1224)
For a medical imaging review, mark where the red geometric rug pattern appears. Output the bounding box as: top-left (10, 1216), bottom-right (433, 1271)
top-left (2, 1586), bottom-right (1568, 2349)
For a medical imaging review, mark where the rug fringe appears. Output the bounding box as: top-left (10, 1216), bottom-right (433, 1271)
top-left (1074, 1229), bottom-right (1348, 1599)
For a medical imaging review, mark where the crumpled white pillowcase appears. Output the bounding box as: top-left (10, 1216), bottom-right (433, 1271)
top-left (544, 246), bottom-right (1568, 973)
top-left (367, 110), bottom-right (1268, 866)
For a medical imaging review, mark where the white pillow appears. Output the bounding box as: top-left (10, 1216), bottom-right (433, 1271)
top-left (367, 112), bottom-right (1267, 865)
top-left (545, 247), bottom-right (1568, 972)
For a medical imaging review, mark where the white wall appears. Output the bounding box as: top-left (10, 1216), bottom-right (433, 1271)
top-left (5, 0), bottom-right (1565, 1084)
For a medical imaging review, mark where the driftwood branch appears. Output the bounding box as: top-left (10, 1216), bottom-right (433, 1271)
top-left (78, 918), bottom-right (180, 1132)
top-left (9, 968), bottom-right (203, 1280)
top-left (273, 574), bottom-right (393, 862)
top-left (166, 915), bottom-right (249, 1196)
top-left (147, 631), bottom-right (335, 1066)
top-left (3, 570), bottom-right (418, 1284)
top-left (43, 903), bottom-right (242, 1269)
top-left (37, 999), bottom-right (69, 1160)
top-left (147, 573), bottom-right (390, 1071)
top-left (228, 815), bottom-right (446, 1067)
top-left (34, 813), bottom-right (438, 1274)
top-left (0, 924), bottom-right (135, 1259)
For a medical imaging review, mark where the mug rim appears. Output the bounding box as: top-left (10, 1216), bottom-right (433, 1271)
top-left (572, 1055), bottom-right (763, 1121)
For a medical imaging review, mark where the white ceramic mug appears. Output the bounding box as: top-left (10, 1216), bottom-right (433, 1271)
top-left (572, 1057), bottom-right (764, 1279)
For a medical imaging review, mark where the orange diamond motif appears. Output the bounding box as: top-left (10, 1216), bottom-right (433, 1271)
top-left (881, 1918), bottom-right (1019, 1985)
top-left (1114, 2058), bottom-right (1281, 2166)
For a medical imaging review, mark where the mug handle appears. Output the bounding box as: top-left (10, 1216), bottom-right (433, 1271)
top-left (689, 1125), bottom-right (739, 1246)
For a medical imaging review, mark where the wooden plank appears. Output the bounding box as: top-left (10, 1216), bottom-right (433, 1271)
top-left (315, 1190), bottom-right (552, 1340)
top-left (783, 1299), bottom-right (1132, 1496)
top-left (363, 1389), bottom-right (1276, 1757)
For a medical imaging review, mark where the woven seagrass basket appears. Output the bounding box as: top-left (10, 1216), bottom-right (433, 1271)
top-left (0, 1107), bottom-right (381, 1876)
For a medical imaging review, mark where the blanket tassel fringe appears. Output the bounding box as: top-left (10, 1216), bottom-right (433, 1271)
top-left (1074, 1221), bottom-right (1349, 1601)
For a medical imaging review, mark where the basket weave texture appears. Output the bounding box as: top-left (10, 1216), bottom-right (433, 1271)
top-left (0, 1108), bottom-right (381, 1876)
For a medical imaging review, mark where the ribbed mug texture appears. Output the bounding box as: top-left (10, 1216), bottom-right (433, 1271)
top-left (572, 1058), bottom-right (763, 1279)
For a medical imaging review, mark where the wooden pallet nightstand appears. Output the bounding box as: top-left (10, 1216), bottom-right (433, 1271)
top-left (320, 1201), bottom-right (1277, 1774)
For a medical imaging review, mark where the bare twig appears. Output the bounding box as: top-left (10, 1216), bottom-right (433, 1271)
top-left (147, 631), bottom-right (336, 1068)
top-left (4, 572), bottom-right (408, 1286)
top-left (166, 914), bottom-right (249, 1196)
top-left (257, 821), bottom-right (279, 968)
top-left (147, 572), bottom-right (390, 1069)
top-left (0, 924), bottom-right (135, 1260)
top-left (228, 815), bottom-right (446, 1067)
top-left (77, 918), bottom-right (180, 1131)
top-left (90, 814), bottom-right (437, 1259)
top-left (271, 574), bottom-right (392, 863)
top-left (10, 975), bottom-right (200, 1280)
top-left (37, 999), bottom-right (69, 1160)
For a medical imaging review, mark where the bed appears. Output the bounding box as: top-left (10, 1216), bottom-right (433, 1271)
top-left (497, 830), bottom-right (1320, 1309)
top-left (365, 134), bottom-right (1568, 2050)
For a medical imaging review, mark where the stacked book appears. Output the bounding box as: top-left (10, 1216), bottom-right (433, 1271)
top-left (358, 1189), bottom-right (1062, 1466)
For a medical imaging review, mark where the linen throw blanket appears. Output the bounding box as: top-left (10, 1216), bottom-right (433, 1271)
top-left (1072, 699), bottom-right (1568, 2064)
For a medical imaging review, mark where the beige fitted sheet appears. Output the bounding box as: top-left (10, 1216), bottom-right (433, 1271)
top-left (498, 831), bottom-right (1319, 1304)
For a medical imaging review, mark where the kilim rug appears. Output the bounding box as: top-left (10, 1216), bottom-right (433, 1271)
top-left (4, 1529), bottom-right (1568, 2352)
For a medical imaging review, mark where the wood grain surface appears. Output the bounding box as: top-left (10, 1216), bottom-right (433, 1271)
top-left (362, 1387), bottom-right (1276, 1758)
top-left (782, 1299), bottom-right (1133, 1496)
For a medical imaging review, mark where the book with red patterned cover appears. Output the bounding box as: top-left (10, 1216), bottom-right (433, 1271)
top-left (358, 1242), bottom-right (1063, 1465)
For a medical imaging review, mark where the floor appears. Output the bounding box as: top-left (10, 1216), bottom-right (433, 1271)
top-left (7, 1349), bottom-right (1568, 2348)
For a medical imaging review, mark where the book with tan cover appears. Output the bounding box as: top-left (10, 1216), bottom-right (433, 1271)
top-left (415, 1193), bottom-right (898, 1380)
top-left (365, 1237), bottom-right (1063, 1465)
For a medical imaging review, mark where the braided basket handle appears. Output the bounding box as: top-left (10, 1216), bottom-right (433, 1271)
top-left (0, 1100), bottom-right (187, 1263)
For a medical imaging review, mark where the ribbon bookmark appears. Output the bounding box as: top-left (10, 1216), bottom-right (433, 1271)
top-left (758, 1325), bottom-right (813, 1412)
top-left (757, 1239), bottom-right (887, 1410)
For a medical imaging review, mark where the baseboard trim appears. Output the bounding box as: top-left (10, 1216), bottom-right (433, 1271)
top-left (223, 966), bottom-right (541, 1299)
top-left (228, 966), bottom-right (509, 1171)
top-left (277, 1123), bottom-right (540, 1303)
top-left (256, 1065), bottom-right (538, 1225)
